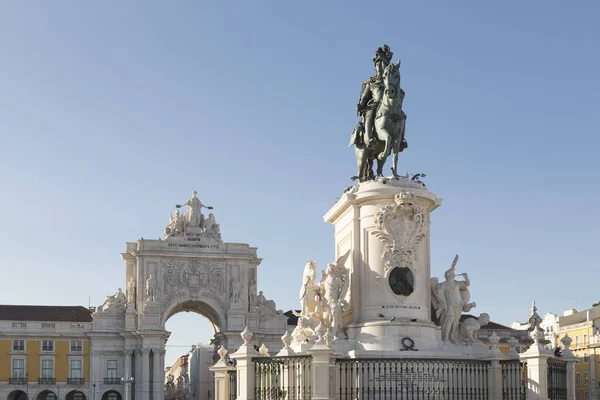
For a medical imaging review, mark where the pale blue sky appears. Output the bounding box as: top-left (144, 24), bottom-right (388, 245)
top-left (1, 2), bottom-right (599, 367)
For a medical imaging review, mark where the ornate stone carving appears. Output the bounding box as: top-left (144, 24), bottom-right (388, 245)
top-left (458, 313), bottom-right (490, 343)
top-left (241, 327), bottom-right (253, 345)
top-left (127, 277), bottom-right (136, 304)
top-left (96, 288), bottom-right (126, 314)
top-left (299, 260), bottom-right (320, 318)
top-left (230, 276), bottom-right (241, 304)
top-left (161, 258), bottom-right (226, 309)
top-left (145, 274), bottom-right (157, 303)
top-left (163, 191), bottom-right (222, 242)
top-left (256, 291), bottom-right (279, 317)
top-left (319, 251), bottom-right (351, 339)
top-left (430, 255), bottom-right (476, 343)
top-left (248, 270), bottom-right (257, 310)
top-left (372, 191), bottom-right (428, 275)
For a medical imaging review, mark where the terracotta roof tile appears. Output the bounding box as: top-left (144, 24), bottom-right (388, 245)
top-left (0, 305), bottom-right (93, 322)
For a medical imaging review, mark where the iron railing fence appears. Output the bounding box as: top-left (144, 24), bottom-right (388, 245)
top-left (547, 359), bottom-right (567, 400)
top-left (227, 370), bottom-right (237, 400)
top-left (254, 355), bottom-right (312, 400)
top-left (335, 358), bottom-right (491, 400)
top-left (501, 359), bottom-right (527, 400)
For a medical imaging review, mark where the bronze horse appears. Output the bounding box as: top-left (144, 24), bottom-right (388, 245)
top-left (352, 62), bottom-right (407, 182)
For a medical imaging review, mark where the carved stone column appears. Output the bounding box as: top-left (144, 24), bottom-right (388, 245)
top-left (152, 349), bottom-right (165, 400)
top-left (141, 349), bottom-right (151, 400)
top-left (123, 351), bottom-right (133, 400)
top-left (91, 351), bottom-right (101, 388)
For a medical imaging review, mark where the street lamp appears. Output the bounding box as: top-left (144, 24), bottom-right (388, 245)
top-left (121, 377), bottom-right (134, 400)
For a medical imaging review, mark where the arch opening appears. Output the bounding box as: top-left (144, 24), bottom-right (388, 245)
top-left (65, 391), bottom-right (86, 400)
top-left (100, 391), bottom-right (121, 400)
top-left (164, 302), bottom-right (220, 400)
top-left (7, 391), bottom-right (27, 400)
top-left (35, 391), bottom-right (56, 400)
top-left (162, 299), bottom-right (224, 331)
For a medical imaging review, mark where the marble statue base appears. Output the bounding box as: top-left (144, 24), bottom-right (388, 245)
top-left (323, 178), bottom-right (442, 353)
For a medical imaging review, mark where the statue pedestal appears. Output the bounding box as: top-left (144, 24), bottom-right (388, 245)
top-left (323, 178), bottom-right (442, 353)
top-left (125, 304), bottom-right (137, 331)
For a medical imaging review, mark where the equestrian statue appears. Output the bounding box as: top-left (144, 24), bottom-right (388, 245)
top-left (349, 44), bottom-right (407, 182)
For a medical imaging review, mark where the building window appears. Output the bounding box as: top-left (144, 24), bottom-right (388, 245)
top-left (42, 340), bottom-right (54, 352)
top-left (71, 341), bottom-right (83, 352)
top-left (70, 360), bottom-right (82, 379)
top-left (584, 334), bottom-right (588, 346)
top-left (576, 336), bottom-right (580, 348)
top-left (12, 340), bottom-right (25, 351)
top-left (42, 359), bottom-right (54, 378)
top-left (107, 360), bottom-right (118, 378)
top-left (12, 359), bottom-right (25, 378)
top-left (576, 373), bottom-right (581, 385)
top-left (585, 372), bottom-right (589, 383)
top-left (584, 352), bottom-right (589, 363)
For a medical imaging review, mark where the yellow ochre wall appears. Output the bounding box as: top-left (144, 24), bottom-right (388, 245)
top-left (84, 341), bottom-right (90, 381)
top-left (27, 339), bottom-right (41, 381)
top-left (55, 340), bottom-right (69, 381)
top-left (0, 339), bottom-right (11, 380)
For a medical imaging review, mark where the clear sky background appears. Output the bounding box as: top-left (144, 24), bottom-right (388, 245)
top-left (1, 2), bottom-right (599, 367)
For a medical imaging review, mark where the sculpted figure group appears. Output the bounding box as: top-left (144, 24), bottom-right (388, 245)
top-left (350, 44), bottom-right (408, 182)
top-left (292, 251), bottom-right (351, 342)
top-left (430, 255), bottom-right (489, 343)
top-left (163, 191), bottom-right (221, 241)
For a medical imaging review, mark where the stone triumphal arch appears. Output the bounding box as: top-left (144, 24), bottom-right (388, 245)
top-left (90, 192), bottom-right (287, 400)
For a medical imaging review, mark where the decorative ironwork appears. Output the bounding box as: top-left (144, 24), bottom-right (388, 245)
top-left (254, 355), bottom-right (312, 400)
top-left (547, 359), bottom-right (567, 400)
top-left (335, 358), bottom-right (490, 400)
top-left (228, 370), bottom-right (237, 400)
top-left (67, 378), bottom-right (85, 385)
top-left (501, 360), bottom-right (527, 400)
top-left (38, 378), bottom-right (56, 384)
top-left (103, 378), bottom-right (121, 385)
top-left (9, 378), bottom-right (27, 385)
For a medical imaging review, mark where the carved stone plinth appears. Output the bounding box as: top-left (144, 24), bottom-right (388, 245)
top-left (323, 178), bottom-right (442, 352)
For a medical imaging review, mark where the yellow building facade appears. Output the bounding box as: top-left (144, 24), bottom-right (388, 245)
top-left (556, 306), bottom-right (600, 400)
top-left (0, 306), bottom-right (92, 400)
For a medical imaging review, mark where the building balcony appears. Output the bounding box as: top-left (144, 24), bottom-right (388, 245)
top-left (67, 378), bottom-right (85, 385)
top-left (103, 378), bottom-right (122, 385)
top-left (9, 378), bottom-right (27, 385)
top-left (38, 378), bottom-right (56, 384)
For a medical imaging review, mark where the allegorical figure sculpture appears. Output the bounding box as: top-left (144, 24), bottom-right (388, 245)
top-left (257, 291), bottom-right (278, 316)
top-left (146, 274), bottom-right (157, 303)
top-left (320, 251), bottom-right (351, 339)
top-left (98, 288), bottom-right (126, 312)
top-left (431, 255), bottom-right (476, 342)
top-left (164, 209), bottom-right (186, 238)
top-left (230, 277), bottom-right (241, 303)
top-left (350, 44), bottom-right (407, 181)
top-left (205, 213), bottom-right (221, 240)
top-left (299, 260), bottom-right (321, 318)
top-left (127, 277), bottom-right (136, 304)
top-left (176, 190), bottom-right (213, 229)
top-left (459, 313), bottom-right (490, 343)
